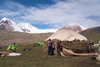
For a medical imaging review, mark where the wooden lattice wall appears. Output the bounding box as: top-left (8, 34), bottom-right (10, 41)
top-left (44, 39), bottom-right (90, 53)
top-left (62, 40), bottom-right (89, 53)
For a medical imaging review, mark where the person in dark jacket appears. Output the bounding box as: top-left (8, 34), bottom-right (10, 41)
top-left (89, 40), bottom-right (95, 53)
top-left (48, 39), bottom-right (52, 55)
top-left (51, 41), bottom-right (55, 55)
top-left (57, 41), bottom-right (63, 56)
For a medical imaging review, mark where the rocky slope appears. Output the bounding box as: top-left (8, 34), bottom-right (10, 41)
top-left (0, 30), bottom-right (53, 46)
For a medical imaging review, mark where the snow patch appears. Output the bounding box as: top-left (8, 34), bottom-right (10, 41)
top-left (2, 17), bottom-right (9, 21)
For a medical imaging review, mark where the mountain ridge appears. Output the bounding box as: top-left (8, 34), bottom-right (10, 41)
top-left (0, 17), bottom-right (87, 33)
top-left (80, 26), bottom-right (100, 43)
top-left (0, 17), bottom-right (57, 33)
top-left (0, 17), bottom-right (23, 32)
top-left (80, 26), bottom-right (100, 36)
top-left (61, 23), bottom-right (86, 32)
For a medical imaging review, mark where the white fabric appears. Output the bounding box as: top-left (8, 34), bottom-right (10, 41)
top-left (45, 29), bottom-right (87, 41)
top-left (7, 52), bottom-right (21, 56)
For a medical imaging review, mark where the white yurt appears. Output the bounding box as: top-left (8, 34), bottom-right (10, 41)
top-left (45, 29), bottom-right (87, 41)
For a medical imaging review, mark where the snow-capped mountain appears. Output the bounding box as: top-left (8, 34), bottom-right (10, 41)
top-left (0, 17), bottom-right (57, 33)
top-left (18, 23), bottom-right (38, 33)
top-left (0, 17), bottom-right (23, 32)
top-left (61, 23), bottom-right (86, 32)
top-left (18, 23), bottom-right (57, 33)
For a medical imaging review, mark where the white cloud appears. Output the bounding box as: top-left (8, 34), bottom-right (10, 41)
top-left (0, 0), bottom-right (100, 29)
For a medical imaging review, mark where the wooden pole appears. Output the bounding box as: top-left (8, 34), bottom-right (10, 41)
top-left (99, 40), bottom-right (100, 58)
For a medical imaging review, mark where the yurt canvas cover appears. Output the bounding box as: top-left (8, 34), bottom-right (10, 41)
top-left (45, 29), bottom-right (87, 41)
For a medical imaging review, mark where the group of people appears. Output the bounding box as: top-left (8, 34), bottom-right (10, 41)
top-left (48, 39), bottom-right (63, 56)
top-left (48, 39), bottom-right (95, 56)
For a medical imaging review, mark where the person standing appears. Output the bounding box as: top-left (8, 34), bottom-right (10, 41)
top-left (48, 39), bottom-right (52, 55)
top-left (89, 40), bottom-right (95, 53)
top-left (53, 42), bottom-right (57, 55)
top-left (57, 41), bottom-right (63, 56)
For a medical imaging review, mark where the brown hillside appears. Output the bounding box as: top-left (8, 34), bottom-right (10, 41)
top-left (0, 30), bottom-right (53, 46)
top-left (80, 26), bottom-right (100, 36)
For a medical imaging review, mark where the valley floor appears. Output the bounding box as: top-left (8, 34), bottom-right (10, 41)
top-left (0, 44), bottom-right (100, 67)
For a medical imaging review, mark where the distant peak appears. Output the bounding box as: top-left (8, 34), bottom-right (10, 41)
top-left (2, 17), bottom-right (9, 21)
top-left (66, 23), bottom-right (78, 28)
top-left (67, 23), bottom-right (86, 30)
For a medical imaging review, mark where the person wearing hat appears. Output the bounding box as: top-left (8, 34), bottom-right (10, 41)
top-left (89, 40), bottom-right (95, 53)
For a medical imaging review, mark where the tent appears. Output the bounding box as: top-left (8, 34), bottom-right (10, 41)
top-left (7, 44), bottom-right (18, 50)
top-left (45, 29), bottom-right (87, 41)
top-left (44, 29), bottom-right (87, 52)
top-left (37, 42), bottom-right (44, 46)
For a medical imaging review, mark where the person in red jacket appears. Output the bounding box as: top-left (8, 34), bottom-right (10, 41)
top-left (57, 41), bottom-right (63, 56)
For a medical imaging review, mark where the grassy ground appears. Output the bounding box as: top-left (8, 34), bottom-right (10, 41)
top-left (0, 44), bottom-right (100, 67)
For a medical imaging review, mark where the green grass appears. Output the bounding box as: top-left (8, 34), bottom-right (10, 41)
top-left (0, 44), bottom-right (100, 67)
top-left (87, 33), bottom-right (100, 43)
top-left (80, 26), bottom-right (100, 44)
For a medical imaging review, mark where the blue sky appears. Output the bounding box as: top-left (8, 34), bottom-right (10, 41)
top-left (0, 0), bottom-right (100, 29)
